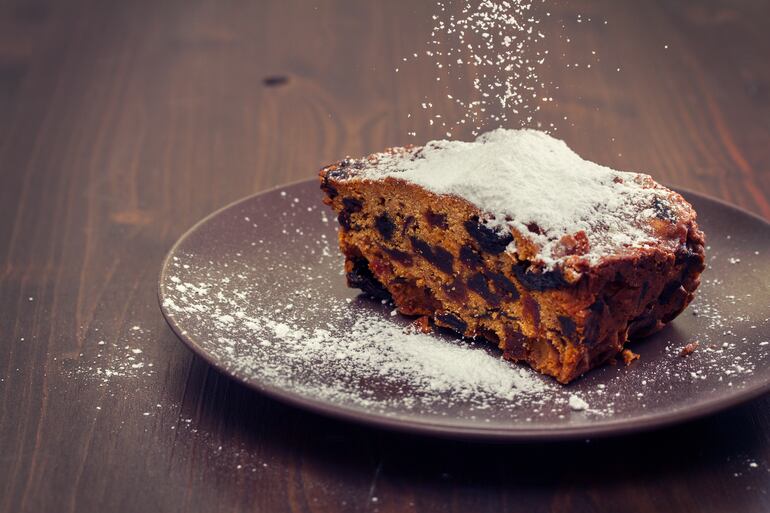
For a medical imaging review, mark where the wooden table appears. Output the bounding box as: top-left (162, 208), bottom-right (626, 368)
top-left (2, 1), bottom-right (769, 511)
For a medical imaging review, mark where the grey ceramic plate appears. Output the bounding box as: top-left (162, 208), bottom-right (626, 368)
top-left (159, 179), bottom-right (770, 441)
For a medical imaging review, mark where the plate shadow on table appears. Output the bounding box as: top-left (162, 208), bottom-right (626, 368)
top-left (164, 351), bottom-right (770, 512)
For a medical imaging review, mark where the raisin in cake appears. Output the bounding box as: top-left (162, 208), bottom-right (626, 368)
top-left (319, 129), bottom-right (705, 384)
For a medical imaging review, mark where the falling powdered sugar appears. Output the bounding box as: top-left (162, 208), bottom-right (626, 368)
top-left (403, 0), bottom-right (550, 136)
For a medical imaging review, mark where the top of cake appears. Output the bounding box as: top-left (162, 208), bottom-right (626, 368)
top-left (328, 129), bottom-right (694, 270)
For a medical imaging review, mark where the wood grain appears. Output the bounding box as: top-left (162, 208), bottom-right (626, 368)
top-left (1, 0), bottom-right (769, 512)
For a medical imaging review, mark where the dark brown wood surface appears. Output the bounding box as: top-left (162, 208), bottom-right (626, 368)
top-left (1, 0), bottom-right (769, 512)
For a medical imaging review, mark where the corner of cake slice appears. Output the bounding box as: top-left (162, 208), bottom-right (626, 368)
top-left (318, 129), bottom-right (705, 384)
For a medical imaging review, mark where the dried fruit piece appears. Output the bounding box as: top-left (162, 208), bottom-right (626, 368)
top-left (622, 349), bottom-right (640, 365)
top-left (679, 341), bottom-right (699, 357)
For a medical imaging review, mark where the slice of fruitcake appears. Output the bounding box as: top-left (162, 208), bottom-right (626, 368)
top-left (319, 129), bottom-right (705, 383)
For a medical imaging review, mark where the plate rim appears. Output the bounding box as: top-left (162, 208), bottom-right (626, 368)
top-left (158, 179), bottom-right (770, 441)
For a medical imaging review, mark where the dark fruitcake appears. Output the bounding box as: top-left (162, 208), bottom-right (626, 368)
top-left (319, 129), bottom-right (705, 383)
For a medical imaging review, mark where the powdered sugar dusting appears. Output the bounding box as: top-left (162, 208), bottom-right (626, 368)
top-left (568, 394), bottom-right (588, 411)
top-left (267, 311), bottom-right (548, 404)
top-left (362, 128), bottom-right (678, 270)
top-left (402, 0), bottom-right (550, 137)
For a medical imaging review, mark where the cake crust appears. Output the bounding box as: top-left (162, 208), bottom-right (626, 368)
top-left (319, 130), bottom-right (705, 383)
